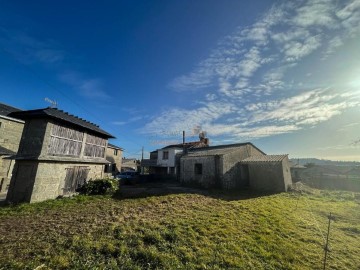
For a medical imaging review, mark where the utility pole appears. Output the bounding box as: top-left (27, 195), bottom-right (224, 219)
top-left (323, 213), bottom-right (334, 270)
top-left (182, 130), bottom-right (186, 154)
top-left (141, 146), bottom-right (144, 174)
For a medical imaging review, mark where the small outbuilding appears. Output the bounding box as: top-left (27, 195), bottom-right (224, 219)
top-left (180, 143), bottom-right (292, 193)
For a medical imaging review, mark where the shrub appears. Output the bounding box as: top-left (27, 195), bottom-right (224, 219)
top-left (77, 178), bottom-right (118, 195)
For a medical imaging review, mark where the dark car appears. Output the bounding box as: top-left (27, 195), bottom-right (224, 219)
top-left (115, 171), bottom-right (139, 184)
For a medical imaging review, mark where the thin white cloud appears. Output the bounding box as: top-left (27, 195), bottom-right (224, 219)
top-left (142, 87), bottom-right (360, 141)
top-left (0, 30), bottom-right (65, 64)
top-left (291, 0), bottom-right (338, 28)
top-left (169, 0), bottom-right (360, 98)
top-left (282, 35), bottom-right (322, 62)
top-left (143, 0), bottom-right (360, 144)
top-left (59, 72), bottom-right (109, 99)
top-left (112, 116), bottom-right (143, 126)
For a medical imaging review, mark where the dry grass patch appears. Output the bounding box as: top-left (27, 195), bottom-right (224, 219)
top-left (0, 188), bottom-right (359, 269)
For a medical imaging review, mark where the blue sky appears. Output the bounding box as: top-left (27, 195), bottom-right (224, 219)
top-left (1, 0), bottom-right (360, 161)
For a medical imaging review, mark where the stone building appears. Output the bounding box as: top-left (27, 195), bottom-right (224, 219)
top-left (180, 143), bottom-right (292, 193)
top-left (121, 158), bottom-right (139, 172)
top-left (0, 103), bottom-right (24, 193)
top-left (142, 137), bottom-right (210, 176)
top-left (6, 107), bottom-right (114, 203)
top-left (105, 143), bottom-right (123, 176)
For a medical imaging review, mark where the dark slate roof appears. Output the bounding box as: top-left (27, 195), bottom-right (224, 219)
top-left (162, 141), bottom-right (208, 150)
top-left (0, 146), bottom-right (16, 155)
top-left (108, 143), bottom-right (123, 150)
top-left (9, 107), bottom-right (115, 138)
top-left (184, 147), bottom-right (242, 157)
top-left (0, 102), bottom-right (22, 116)
top-left (141, 159), bottom-right (157, 167)
top-left (241, 154), bottom-right (288, 163)
top-left (188, 142), bottom-right (266, 155)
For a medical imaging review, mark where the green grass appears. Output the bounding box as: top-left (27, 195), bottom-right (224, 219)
top-left (0, 188), bottom-right (359, 269)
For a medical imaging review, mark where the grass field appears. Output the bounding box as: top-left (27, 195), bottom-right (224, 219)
top-left (0, 186), bottom-right (359, 270)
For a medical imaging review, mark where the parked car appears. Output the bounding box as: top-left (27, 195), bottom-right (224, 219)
top-left (115, 171), bottom-right (139, 184)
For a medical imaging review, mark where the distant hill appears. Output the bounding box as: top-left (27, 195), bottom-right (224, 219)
top-left (290, 158), bottom-right (360, 166)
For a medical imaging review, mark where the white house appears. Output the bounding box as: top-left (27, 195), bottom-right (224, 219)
top-left (142, 137), bottom-right (210, 176)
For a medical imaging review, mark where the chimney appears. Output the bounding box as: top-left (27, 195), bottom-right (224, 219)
top-left (204, 138), bottom-right (209, 146)
top-left (183, 130), bottom-right (187, 154)
top-left (199, 136), bottom-right (209, 146)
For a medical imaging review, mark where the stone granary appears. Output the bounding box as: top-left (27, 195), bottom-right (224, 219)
top-left (180, 143), bottom-right (292, 193)
top-left (6, 107), bottom-right (115, 203)
top-left (0, 103), bottom-right (24, 193)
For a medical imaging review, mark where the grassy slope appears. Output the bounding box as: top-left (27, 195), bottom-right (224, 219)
top-left (0, 189), bottom-right (359, 270)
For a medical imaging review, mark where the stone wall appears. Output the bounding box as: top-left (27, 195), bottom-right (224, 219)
top-left (180, 156), bottom-right (218, 188)
top-left (0, 116), bottom-right (24, 193)
top-left (282, 158), bottom-right (292, 191)
top-left (221, 146), bottom-right (260, 189)
top-left (0, 158), bottom-right (16, 192)
top-left (180, 145), bottom-right (267, 190)
top-left (248, 162), bottom-right (289, 192)
top-left (7, 161), bottom-right (105, 203)
top-left (105, 147), bottom-right (123, 175)
top-left (0, 116), bottom-right (24, 152)
top-left (17, 119), bottom-right (48, 157)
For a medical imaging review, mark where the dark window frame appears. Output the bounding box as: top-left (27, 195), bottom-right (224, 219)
top-left (194, 163), bottom-right (203, 175)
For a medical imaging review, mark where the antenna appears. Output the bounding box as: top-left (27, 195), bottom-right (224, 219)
top-left (44, 97), bottom-right (58, 108)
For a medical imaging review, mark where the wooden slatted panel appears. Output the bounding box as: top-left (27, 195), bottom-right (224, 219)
top-left (48, 124), bottom-right (84, 156)
top-left (84, 134), bottom-right (106, 158)
top-left (63, 166), bottom-right (90, 194)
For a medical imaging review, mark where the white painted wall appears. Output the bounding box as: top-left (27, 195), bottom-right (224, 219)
top-left (157, 148), bottom-right (182, 167)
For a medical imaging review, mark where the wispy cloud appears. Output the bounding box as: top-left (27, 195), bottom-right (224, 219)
top-left (0, 29), bottom-right (110, 101)
top-left (0, 30), bottom-right (64, 64)
top-left (142, 87), bottom-right (360, 140)
top-left (112, 116), bottom-right (144, 126)
top-left (168, 0), bottom-right (360, 97)
top-left (143, 0), bottom-right (360, 143)
top-left (59, 72), bottom-right (109, 99)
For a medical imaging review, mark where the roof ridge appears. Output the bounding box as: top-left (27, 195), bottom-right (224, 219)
top-left (9, 107), bottom-right (114, 138)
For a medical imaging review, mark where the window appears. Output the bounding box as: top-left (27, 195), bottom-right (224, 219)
top-left (162, 151), bottom-right (169, 160)
top-left (114, 149), bottom-right (118, 156)
top-left (194, 163), bottom-right (202, 175)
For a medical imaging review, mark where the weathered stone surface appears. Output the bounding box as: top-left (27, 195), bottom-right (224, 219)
top-left (0, 116), bottom-right (24, 192)
top-left (7, 161), bottom-right (105, 203)
top-left (180, 144), bottom-right (292, 193)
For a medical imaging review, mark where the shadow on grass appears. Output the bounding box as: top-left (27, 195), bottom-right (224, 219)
top-left (112, 179), bottom-right (278, 202)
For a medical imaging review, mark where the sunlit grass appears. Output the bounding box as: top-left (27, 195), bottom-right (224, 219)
top-left (0, 188), bottom-right (359, 269)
